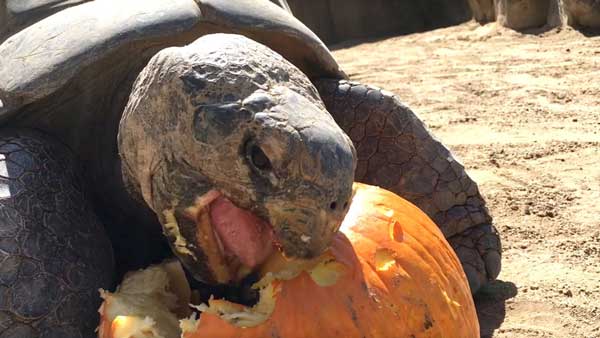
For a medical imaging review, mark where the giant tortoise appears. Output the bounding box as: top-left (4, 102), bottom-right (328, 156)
top-left (0, 0), bottom-right (501, 336)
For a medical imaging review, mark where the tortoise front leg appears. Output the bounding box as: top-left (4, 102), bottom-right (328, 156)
top-left (0, 129), bottom-right (114, 337)
top-left (315, 79), bottom-right (501, 293)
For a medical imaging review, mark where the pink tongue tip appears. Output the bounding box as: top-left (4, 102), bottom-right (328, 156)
top-left (209, 196), bottom-right (274, 268)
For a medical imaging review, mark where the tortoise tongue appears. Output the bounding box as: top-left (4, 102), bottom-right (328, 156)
top-left (209, 196), bottom-right (275, 269)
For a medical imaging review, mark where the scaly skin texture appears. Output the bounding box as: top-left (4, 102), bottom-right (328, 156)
top-left (0, 129), bottom-right (114, 338)
top-left (315, 79), bottom-right (501, 293)
top-left (119, 34), bottom-right (355, 284)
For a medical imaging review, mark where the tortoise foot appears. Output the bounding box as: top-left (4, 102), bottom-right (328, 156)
top-left (447, 223), bottom-right (502, 294)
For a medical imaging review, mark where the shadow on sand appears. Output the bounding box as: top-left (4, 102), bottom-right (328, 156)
top-left (329, 34), bottom-right (402, 51)
top-left (520, 23), bottom-right (600, 37)
top-left (575, 26), bottom-right (600, 37)
top-left (475, 280), bottom-right (518, 338)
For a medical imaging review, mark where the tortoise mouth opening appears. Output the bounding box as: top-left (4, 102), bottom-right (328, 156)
top-left (184, 190), bottom-right (284, 286)
top-left (208, 195), bottom-right (277, 271)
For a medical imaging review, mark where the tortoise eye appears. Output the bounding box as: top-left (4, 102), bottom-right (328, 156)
top-left (246, 141), bottom-right (272, 172)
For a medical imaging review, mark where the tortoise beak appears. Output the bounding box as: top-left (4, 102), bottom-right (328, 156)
top-left (262, 187), bottom-right (352, 260)
top-left (268, 201), bottom-right (345, 259)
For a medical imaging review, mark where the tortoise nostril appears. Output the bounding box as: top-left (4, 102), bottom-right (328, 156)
top-left (330, 201), bottom-right (350, 212)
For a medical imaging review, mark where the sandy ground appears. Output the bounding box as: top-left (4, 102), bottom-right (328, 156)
top-left (332, 22), bottom-right (600, 338)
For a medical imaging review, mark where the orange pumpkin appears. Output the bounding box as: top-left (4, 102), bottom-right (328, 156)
top-left (98, 183), bottom-right (479, 338)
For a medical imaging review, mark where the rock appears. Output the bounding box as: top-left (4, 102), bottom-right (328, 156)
top-left (467, 0), bottom-right (600, 31)
top-left (467, 0), bottom-right (495, 22)
top-left (501, 0), bottom-right (551, 30)
top-left (565, 0), bottom-right (600, 28)
top-left (561, 289), bottom-right (573, 297)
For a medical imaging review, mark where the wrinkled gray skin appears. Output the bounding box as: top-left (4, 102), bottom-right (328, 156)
top-left (119, 35), bottom-right (356, 283)
top-left (0, 0), bottom-right (500, 337)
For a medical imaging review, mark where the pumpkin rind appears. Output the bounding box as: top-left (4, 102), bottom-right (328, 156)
top-left (99, 183), bottom-right (479, 338)
top-left (183, 183), bottom-right (479, 338)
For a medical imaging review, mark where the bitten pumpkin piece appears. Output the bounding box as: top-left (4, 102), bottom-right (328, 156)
top-left (98, 260), bottom-right (191, 338)
top-left (98, 183), bottom-right (480, 338)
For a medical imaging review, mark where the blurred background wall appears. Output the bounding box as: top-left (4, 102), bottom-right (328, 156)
top-left (271, 0), bottom-right (473, 44)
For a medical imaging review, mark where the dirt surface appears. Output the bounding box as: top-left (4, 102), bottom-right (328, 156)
top-left (332, 22), bottom-right (600, 338)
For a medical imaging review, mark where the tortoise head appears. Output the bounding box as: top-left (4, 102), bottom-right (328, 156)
top-left (118, 34), bottom-right (356, 284)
